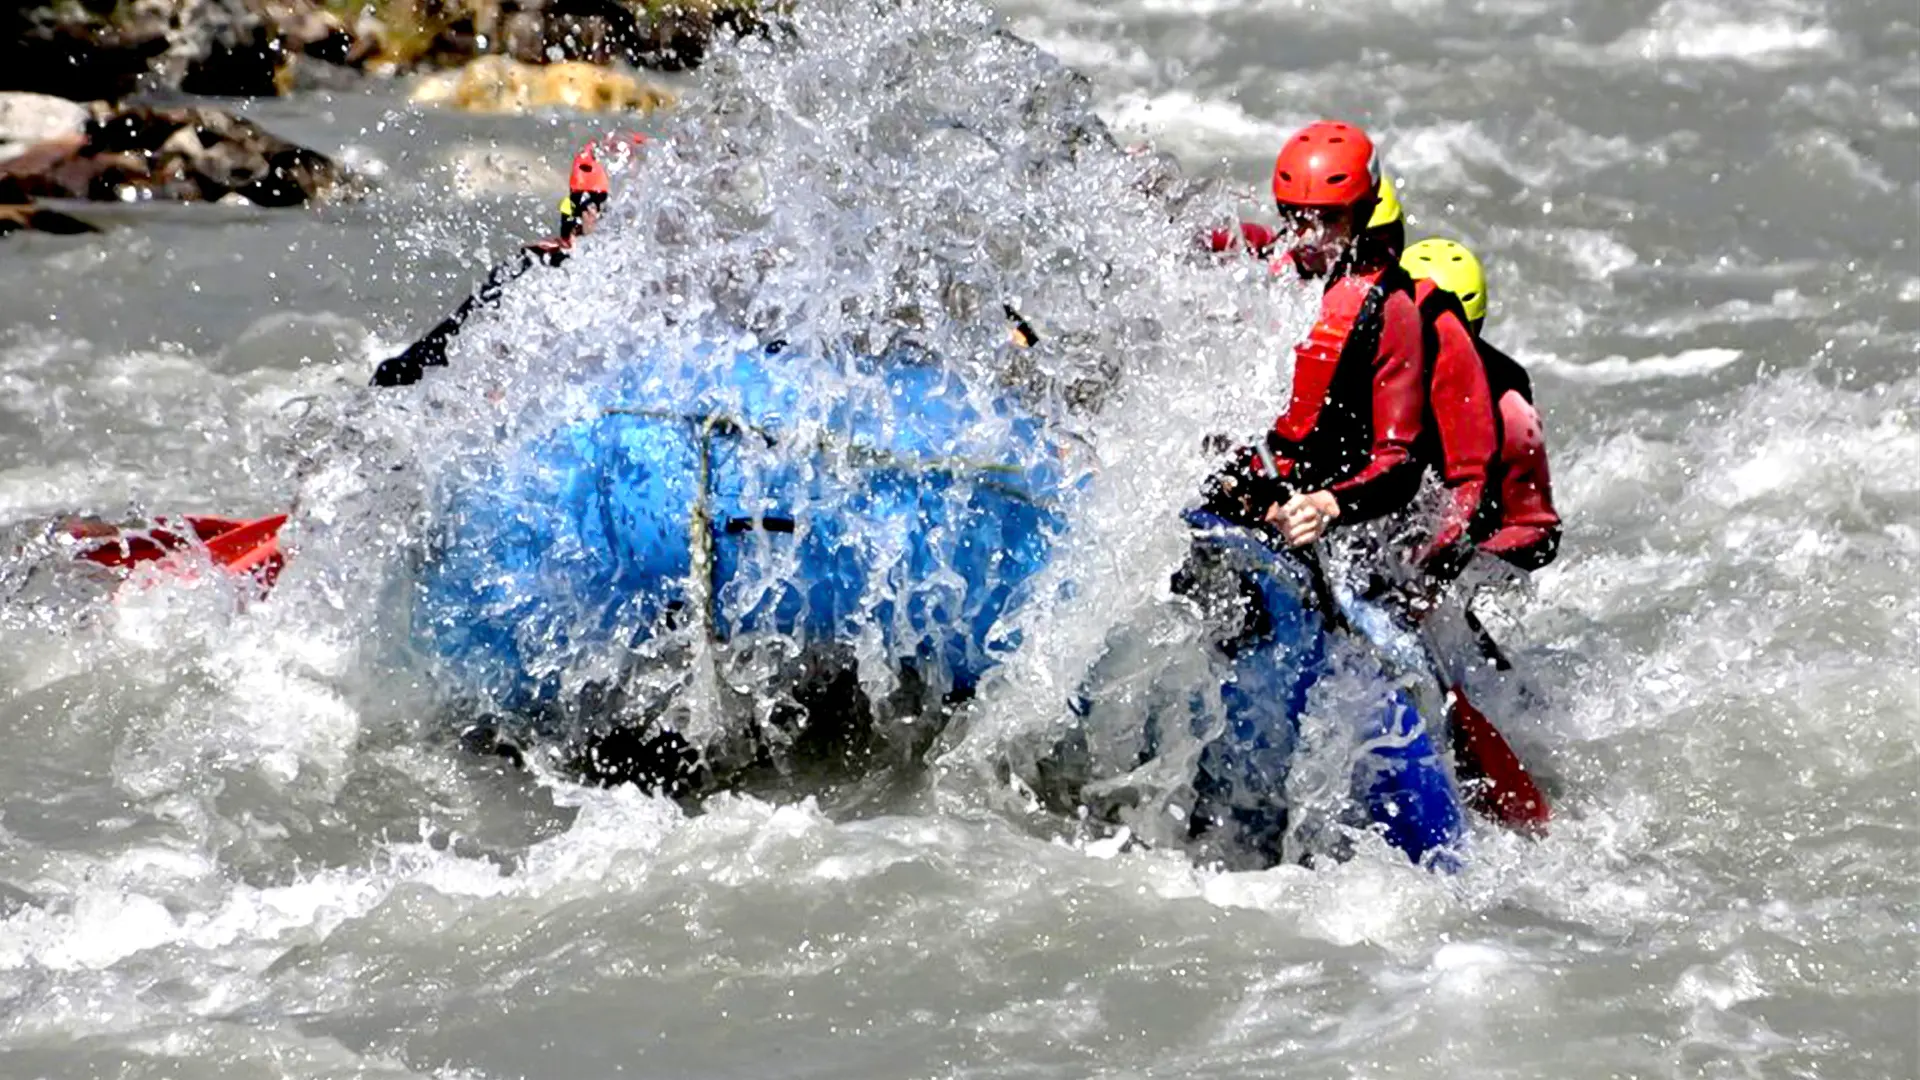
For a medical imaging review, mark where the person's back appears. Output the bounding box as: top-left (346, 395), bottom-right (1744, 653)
top-left (1400, 238), bottom-right (1561, 572)
top-left (1474, 336), bottom-right (1561, 570)
top-left (1405, 273), bottom-right (1499, 582)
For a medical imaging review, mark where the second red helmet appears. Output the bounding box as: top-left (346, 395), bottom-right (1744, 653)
top-left (569, 142), bottom-right (612, 196)
top-left (568, 133), bottom-right (650, 197)
top-left (1271, 121), bottom-right (1380, 208)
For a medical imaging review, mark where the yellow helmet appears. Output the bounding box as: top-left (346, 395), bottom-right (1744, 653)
top-left (1367, 173), bottom-right (1402, 230)
top-left (558, 194), bottom-right (575, 218)
top-left (1401, 237), bottom-right (1488, 326)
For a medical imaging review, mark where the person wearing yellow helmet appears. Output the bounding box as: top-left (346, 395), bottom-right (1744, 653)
top-left (1402, 237), bottom-right (1488, 328)
top-left (1358, 172), bottom-right (1405, 264)
top-left (1366, 222), bottom-right (1500, 585)
top-left (1400, 238), bottom-right (1560, 572)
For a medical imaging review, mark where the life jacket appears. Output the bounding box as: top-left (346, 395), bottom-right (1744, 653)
top-left (1262, 262), bottom-right (1413, 490)
top-left (1409, 279), bottom-right (1533, 406)
top-left (1413, 316), bottom-right (1554, 547)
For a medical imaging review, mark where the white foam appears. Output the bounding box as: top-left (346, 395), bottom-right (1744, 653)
top-left (1126, 0), bottom-right (1449, 20)
top-left (1671, 953), bottom-right (1768, 1011)
top-left (1384, 118), bottom-right (1656, 200)
top-left (1532, 347), bottom-right (1743, 384)
top-left (1378, 121), bottom-right (1513, 196)
top-left (1616, 0), bottom-right (1840, 65)
top-left (1197, 847), bottom-right (1456, 948)
top-left (443, 144), bottom-right (565, 199)
top-left (1105, 89), bottom-right (1287, 155)
top-left (1013, 27), bottom-right (1154, 80)
top-left (1629, 287), bottom-right (1820, 338)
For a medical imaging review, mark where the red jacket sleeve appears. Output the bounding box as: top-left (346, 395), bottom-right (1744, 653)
top-left (1203, 221), bottom-right (1280, 258)
top-left (1417, 308), bottom-right (1499, 577)
top-left (1480, 390), bottom-right (1562, 570)
top-left (1328, 288), bottom-right (1426, 523)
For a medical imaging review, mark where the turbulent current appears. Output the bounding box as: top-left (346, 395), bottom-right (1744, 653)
top-left (1, 0), bottom-right (1914, 1077)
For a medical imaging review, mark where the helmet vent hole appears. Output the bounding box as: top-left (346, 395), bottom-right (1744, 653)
top-left (1329, 136), bottom-right (1344, 143)
top-left (1326, 172), bottom-right (1348, 185)
top-left (1279, 171), bottom-right (1292, 182)
top-left (1463, 291), bottom-right (1480, 302)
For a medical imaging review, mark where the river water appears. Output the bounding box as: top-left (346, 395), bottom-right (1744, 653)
top-left (0, 1), bottom-right (1914, 1077)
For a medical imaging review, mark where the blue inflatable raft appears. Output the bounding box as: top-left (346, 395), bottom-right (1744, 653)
top-left (411, 339), bottom-right (1464, 866)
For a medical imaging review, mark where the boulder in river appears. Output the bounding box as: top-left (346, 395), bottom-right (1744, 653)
top-left (0, 202), bottom-right (102, 237)
top-left (409, 56), bottom-right (675, 114)
top-left (0, 105), bottom-right (359, 207)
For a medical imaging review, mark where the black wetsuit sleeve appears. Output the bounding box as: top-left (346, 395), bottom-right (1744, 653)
top-left (371, 251), bottom-right (539, 388)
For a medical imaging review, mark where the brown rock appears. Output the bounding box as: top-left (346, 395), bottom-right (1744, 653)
top-left (631, 0), bottom-right (770, 72)
top-left (0, 1), bottom-right (373, 101)
top-left (409, 55), bottom-right (674, 114)
top-left (0, 9), bottom-right (169, 102)
top-left (0, 105), bottom-right (357, 206)
top-left (367, 0), bottom-right (764, 73)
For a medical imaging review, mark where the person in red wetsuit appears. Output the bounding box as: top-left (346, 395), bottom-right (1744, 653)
top-left (372, 135), bottom-right (641, 388)
top-left (1215, 165), bottom-right (1496, 588)
top-left (1406, 264), bottom-right (1500, 584)
top-left (1245, 121), bottom-right (1429, 550)
top-left (1323, 174), bottom-right (1499, 586)
top-left (1400, 238), bottom-right (1561, 572)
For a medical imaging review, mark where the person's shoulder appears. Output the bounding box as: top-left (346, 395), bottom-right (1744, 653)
top-left (1377, 280), bottom-right (1421, 321)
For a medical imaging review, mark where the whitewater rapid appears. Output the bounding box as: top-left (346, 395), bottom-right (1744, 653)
top-left (1, 0), bottom-right (1914, 1077)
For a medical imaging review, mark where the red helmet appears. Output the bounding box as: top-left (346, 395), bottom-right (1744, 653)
top-left (1271, 121), bottom-right (1380, 208)
top-left (569, 143), bottom-right (611, 196)
top-left (568, 132), bottom-right (652, 197)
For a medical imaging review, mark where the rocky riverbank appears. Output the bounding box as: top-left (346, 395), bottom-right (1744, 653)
top-left (0, 2), bottom-right (750, 233)
top-left (0, 1), bottom-right (766, 102)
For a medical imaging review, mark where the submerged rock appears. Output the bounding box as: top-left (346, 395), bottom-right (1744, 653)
top-left (0, 202), bottom-right (101, 237)
top-left (0, 105), bottom-right (357, 206)
top-left (409, 55), bottom-right (675, 114)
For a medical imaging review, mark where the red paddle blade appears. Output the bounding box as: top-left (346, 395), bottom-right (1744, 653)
top-left (66, 518), bottom-right (192, 569)
top-left (201, 514), bottom-right (287, 568)
top-left (1448, 688), bottom-right (1551, 834)
top-left (67, 513), bottom-right (289, 593)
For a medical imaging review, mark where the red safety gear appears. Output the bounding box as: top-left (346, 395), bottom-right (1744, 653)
top-left (569, 143), bottom-right (610, 196)
top-left (1412, 280), bottom-right (1499, 579)
top-left (1204, 221), bottom-right (1281, 259)
top-left (1271, 121), bottom-right (1380, 209)
top-left (568, 132), bottom-right (649, 196)
top-left (1474, 342), bottom-right (1561, 570)
top-left (1256, 262), bottom-right (1427, 524)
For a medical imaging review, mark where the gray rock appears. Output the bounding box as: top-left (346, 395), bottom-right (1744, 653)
top-left (0, 93), bottom-right (90, 164)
